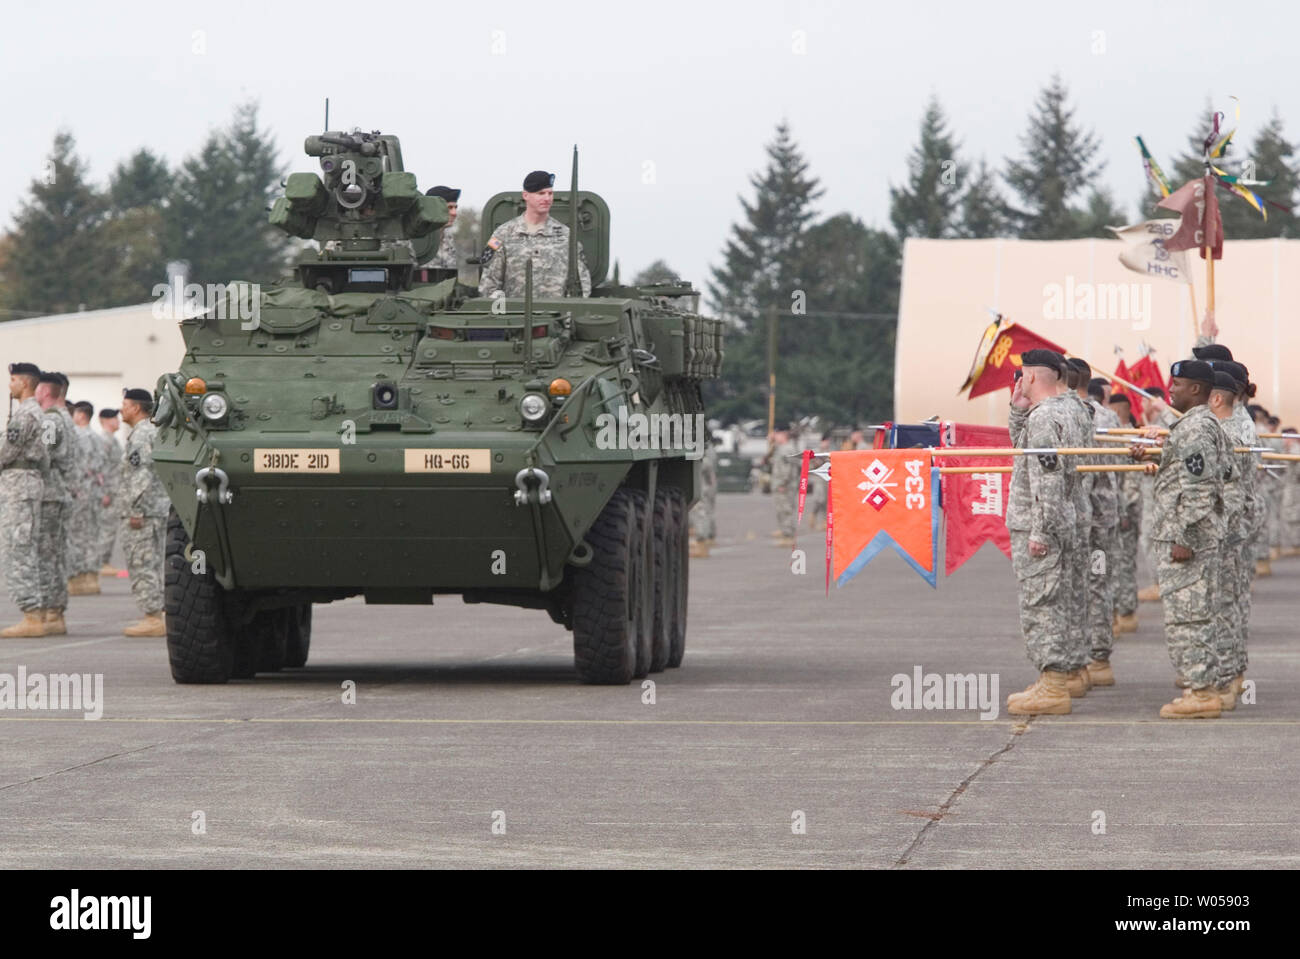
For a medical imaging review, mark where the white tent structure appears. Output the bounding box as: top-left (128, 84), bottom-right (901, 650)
top-left (895, 237), bottom-right (1300, 426)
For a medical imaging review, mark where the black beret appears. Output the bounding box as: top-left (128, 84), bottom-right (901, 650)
top-left (1192, 343), bottom-right (1233, 361)
top-left (1067, 357), bottom-right (1092, 375)
top-left (1108, 393), bottom-right (1132, 406)
top-left (1088, 376), bottom-right (1109, 392)
top-left (523, 170), bottom-right (555, 192)
top-left (122, 388), bottom-right (153, 403)
top-left (1020, 349), bottom-right (1065, 375)
top-left (73, 400), bottom-right (94, 415)
top-left (8, 362), bottom-right (40, 376)
top-left (38, 371), bottom-right (61, 384)
top-left (55, 372), bottom-right (69, 388)
top-left (425, 185), bottom-right (460, 202)
top-left (1209, 360), bottom-right (1248, 388)
top-left (1211, 371), bottom-right (1239, 393)
top-left (98, 408), bottom-right (119, 419)
top-left (1170, 359), bottom-right (1214, 385)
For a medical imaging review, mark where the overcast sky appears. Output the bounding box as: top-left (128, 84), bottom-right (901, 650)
top-left (5, 0), bottom-right (1298, 296)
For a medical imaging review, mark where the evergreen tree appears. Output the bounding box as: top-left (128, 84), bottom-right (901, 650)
top-left (957, 159), bottom-right (1011, 238)
top-left (103, 149), bottom-right (172, 303)
top-left (4, 131), bottom-right (113, 315)
top-left (110, 149), bottom-right (170, 213)
top-left (706, 121), bottom-right (824, 422)
top-left (1072, 187), bottom-right (1128, 238)
top-left (1003, 75), bottom-right (1105, 239)
top-left (165, 101), bottom-right (291, 285)
top-left (889, 97), bottom-right (963, 240)
top-left (632, 259), bottom-right (679, 285)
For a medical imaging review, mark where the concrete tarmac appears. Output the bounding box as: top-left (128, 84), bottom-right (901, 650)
top-left (1, 492), bottom-right (1296, 868)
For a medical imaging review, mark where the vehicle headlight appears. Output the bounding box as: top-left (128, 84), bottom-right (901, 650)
top-left (519, 393), bottom-right (549, 424)
top-left (200, 392), bottom-right (229, 422)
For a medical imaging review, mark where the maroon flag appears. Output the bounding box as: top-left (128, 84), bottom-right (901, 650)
top-left (1158, 175), bottom-right (1223, 260)
top-left (940, 424), bottom-right (1012, 575)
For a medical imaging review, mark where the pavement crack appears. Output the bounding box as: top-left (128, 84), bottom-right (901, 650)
top-left (0, 742), bottom-right (162, 793)
top-left (892, 719), bottom-right (1032, 868)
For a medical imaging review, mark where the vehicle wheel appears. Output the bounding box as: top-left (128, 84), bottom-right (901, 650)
top-left (572, 488), bottom-right (643, 684)
top-left (666, 487), bottom-right (688, 668)
top-left (254, 608), bottom-right (290, 673)
top-left (627, 490), bottom-right (653, 679)
top-left (285, 604), bottom-right (312, 668)
top-left (164, 509), bottom-right (234, 684)
top-left (648, 488), bottom-right (677, 673)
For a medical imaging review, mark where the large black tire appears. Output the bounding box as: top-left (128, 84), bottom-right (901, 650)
top-left (285, 604), bottom-right (312, 668)
top-left (648, 488), bottom-right (677, 673)
top-left (666, 487), bottom-right (688, 668)
top-left (164, 510), bottom-right (235, 684)
top-left (627, 490), bottom-right (653, 680)
top-left (572, 488), bottom-right (643, 684)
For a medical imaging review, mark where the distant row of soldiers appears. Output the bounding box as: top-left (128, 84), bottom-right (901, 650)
top-left (1, 363), bottom-right (168, 637)
top-left (1007, 336), bottom-right (1284, 719)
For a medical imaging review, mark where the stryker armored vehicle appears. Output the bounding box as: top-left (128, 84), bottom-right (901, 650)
top-left (151, 129), bottom-right (723, 685)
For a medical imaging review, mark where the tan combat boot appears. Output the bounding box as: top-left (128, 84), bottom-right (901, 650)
top-left (80, 573), bottom-right (101, 595)
top-left (43, 608), bottom-right (67, 636)
top-left (688, 538), bottom-right (710, 559)
top-left (1217, 684), bottom-right (1236, 711)
top-left (1159, 687), bottom-right (1222, 719)
top-left (1269, 546), bottom-right (1281, 561)
top-left (67, 575), bottom-right (90, 596)
top-left (1114, 612), bottom-right (1139, 634)
top-left (1086, 658), bottom-right (1115, 686)
top-left (775, 535), bottom-right (796, 547)
top-left (1065, 668), bottom-right (1089, 698)
top-left (1231, 673), bottom-right (1246, 697)
top-left (1, 610), bottom-right (49, 638)
top-left (1137, 584), bottom-right (1161, 603)
top-left (1255, 559), bottom-right (1272, 577)
top-left (1174, 674), bottom-right (1190, 689)
top-left (1281, 547), bottom-right (1300, 558)
top-left (99, 563), bottom-right (120, 576)
top-left (1007, 669), bottom-right (1072, 715)
top-left (123, 612), bottom-right (165, 637)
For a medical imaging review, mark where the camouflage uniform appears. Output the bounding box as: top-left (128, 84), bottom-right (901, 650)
top-left (770, 439), bottom-right (797, 538)
top-left (38, 408), bottom-right (78, 613)
top-left (1063, 392), bottom-right (1094, 670)
top-left (1283, 455), bottom-right (1300, 550)
top-left (1151, 404), bottom-right (1228, 690)
top-left (1231, 403), bottom-right (1262, 673)
top-left (119, 421), bottom-right (170, 615)
top-left (478, 215), bottom-right (592, 299)
top-left (65, 422), bottom-right (102, 579)
top-left (419, 229), bottom-right (459, 271)
top-left (1259, 435), bottom-right (1285, 557)
top-left (96, 430), bottom-right (122, 565)
top-left (1139, 407), bottom-right (1181, 585)
top-left (1087, 399), bottom-right (1121, 662)
top-left (0, 398), bottom-right (48, 613)
top-left (1214, 406), bottom-right (1253, 679)
top-left (689, 442), bottom-right (718, 541)
top-left (1007, 395), bottom-right (1077, 672)
top-left (1112, 466), bottom-right (1143, 617)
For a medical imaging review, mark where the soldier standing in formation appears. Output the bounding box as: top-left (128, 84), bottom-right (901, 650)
top-left (0, 363), bottom-right (49, 638)
top-left (1135, 359), bottom-right (1229, 719)
top-left (1206, 367), bottom-right (1249, 712)
top-left (1060, 360), bottom-right (1095, 697)
top-left (1109, 392), bottom-right (1142, 635)
top-left (768, 428), bottom-right (797, 548)
top-left (419, 186), bottom-right (462, 271)
top-left (67, 399), bottom-right (103, 596)
top-left (689, 434), bottom-right (718, 558)
top-left (1005, 351), bottom-right (1077, 715)
top-left (118, 388), bottom-right (170, 637)
top-left (96, 407), bottom-right (123, 575)
top-left (35, 372), bottom-right (78, 637)
top-left (479, 171), bottom-right (591, 299)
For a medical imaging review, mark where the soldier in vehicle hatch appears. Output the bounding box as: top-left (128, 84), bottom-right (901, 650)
top-left (478, 170), bottom-right (591, 299)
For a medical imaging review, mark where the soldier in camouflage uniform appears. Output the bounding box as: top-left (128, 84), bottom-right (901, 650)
top-left (418, 186), bottom-right (461, 271)
top-left (1073, 364), bottom-right (1121, 686)
top-left (1138, 359), bottom-right (1228, 719)
top-left (0, 363), bottom-right (49, 638)
top-left (34, 374), bottom-right (79, 637)
top-left (1137, 393), bottom-right (1180, 602)
top-left (478, 171), bottom-right (591, 299)
top-left (1060, 363), bottom-right (1095, 697)
top-left (66, 399), bottom-right (103, 596)
top-left (769, 429), bottom-right (797, 546)
top-left (689, 435), bottom-right (718, 558)
top-left (1005, 351), bottom-right (1078, 715)
top-left (96, 408), bottom-right (123, 573)
top-left (1206, 368), bottom-right (1251, 710)
top-left (118, 389), bottom-right (170, 637)
top-left (1109, 393), bottom-right (1142, 633)
top-left (1282, 427), bottom-right (1300, 555)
